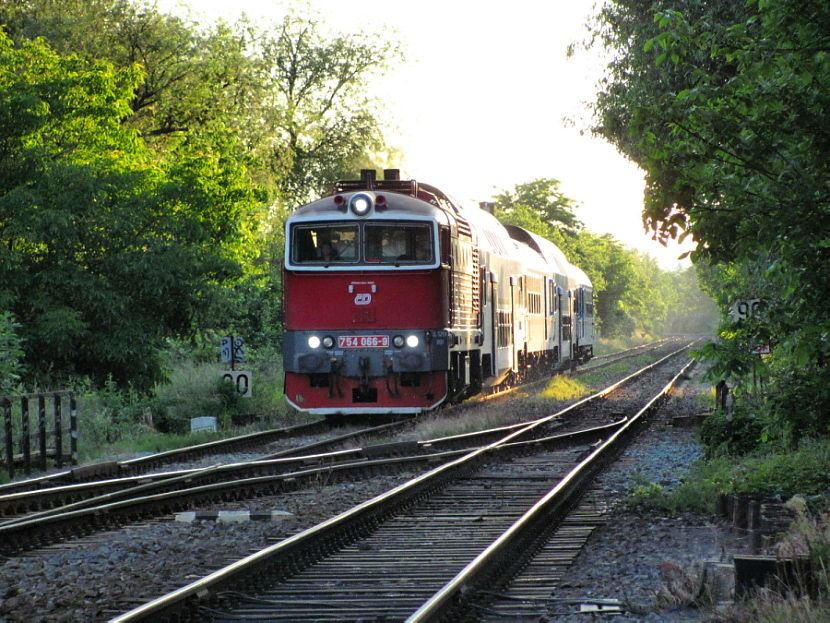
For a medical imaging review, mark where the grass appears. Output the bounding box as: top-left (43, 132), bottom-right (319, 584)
top-left (625, 438), bottom-right (830, 515)
top-left (537, 375), bottom-right (589, 401)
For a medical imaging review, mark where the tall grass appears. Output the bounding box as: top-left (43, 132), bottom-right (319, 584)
top-left (74, 344), bottom-right (298, 462)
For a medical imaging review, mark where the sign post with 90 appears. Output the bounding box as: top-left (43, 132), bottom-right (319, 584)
top-left (221, 371), bottom-right (252, 398)
top-left (730, 299), bottom-right (763, 323)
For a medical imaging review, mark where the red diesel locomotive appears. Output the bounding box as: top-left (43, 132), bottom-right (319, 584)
top-left (282, 169), bottom-right (594, 416)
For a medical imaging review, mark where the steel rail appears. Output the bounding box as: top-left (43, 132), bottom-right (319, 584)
top-left (110, 343), bottom-right (693, 622)
top-left (0, 420), bottom-right (417, 520)
top-left (0, 419), bottom-right (330, 496)
top-left (0, 414), bottom-right (628, 552)
top-left (408, 357), bottom-right (697, 621)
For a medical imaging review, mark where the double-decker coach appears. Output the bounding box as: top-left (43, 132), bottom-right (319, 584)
top-left (282, 169), bottom-right (593, 416)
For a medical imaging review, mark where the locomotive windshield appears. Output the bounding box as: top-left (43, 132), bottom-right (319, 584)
top-left (290, 222), bottom-right (433, 266)
top-left (364, 223), bottom-right (432, 263)
top-left (291, 224), bottom-right (359, 264)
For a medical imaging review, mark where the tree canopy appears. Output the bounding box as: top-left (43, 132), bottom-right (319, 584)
top-left (0, 0), bottom-right (400, 389)
top-left (0, 31), bottom-right (261, 389)
top-left (590, 0), bottom-right (830, 444)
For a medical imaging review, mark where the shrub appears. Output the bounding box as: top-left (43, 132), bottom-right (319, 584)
top-left (699, 405), bottom-right (765, 457)
top-left (0, 311), bottom-right (25, 394)
top-left (764, 363), bottom-right (830, 448)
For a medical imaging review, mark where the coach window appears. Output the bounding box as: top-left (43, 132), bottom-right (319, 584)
top-left (291, 224), bottom-right (358, 264)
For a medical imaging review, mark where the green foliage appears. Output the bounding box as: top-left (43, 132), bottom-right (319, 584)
top-left (591, 0), bottom-right (830, 447)
top-left (763, 361), bottom-right (830, 446)
top-left (717, 440), bottom-right (830, 497)
top-left (494, 178), bottom-right (582, 236)
top-left (0, 31), bottom-right (263, 389)
top-left (0, 311), bottom-right (25, 393)
top-left (699, 406), bottom-right (765, 457)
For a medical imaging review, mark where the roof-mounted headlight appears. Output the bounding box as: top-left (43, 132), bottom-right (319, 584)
top-left (349, 193), bottom-right (373, 217)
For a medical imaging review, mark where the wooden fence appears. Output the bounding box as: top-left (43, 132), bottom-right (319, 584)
top-left (1, 391), bottom-right (78, 478)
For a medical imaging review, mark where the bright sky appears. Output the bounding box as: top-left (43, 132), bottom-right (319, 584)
top-left (158, 0), bottom-right (693, 269)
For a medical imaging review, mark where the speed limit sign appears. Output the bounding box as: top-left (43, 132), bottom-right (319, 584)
top-left (221, 371), bottom-right (252, 397)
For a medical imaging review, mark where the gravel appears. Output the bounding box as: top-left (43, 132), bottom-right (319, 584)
top-left (0, 345), bottom-right (737, 622)
top-left (538, 362), bottom-right (741, 622)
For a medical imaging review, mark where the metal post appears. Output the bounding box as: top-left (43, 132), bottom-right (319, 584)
top-left (69, 393), bottom-right (78, 465)
top-left (53, 394), bottom-right (63, 469)
top-left (21, 396), bottom-right (30, 475)
top-left (2, 398), bottom-right (12, 479)
top-left (38, 395), bottom-right (47, 471)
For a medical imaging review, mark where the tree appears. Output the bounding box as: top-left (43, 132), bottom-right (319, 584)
top-left (0, 32), bottom-right (261, 389)
top-left (494, 178), bottom-right (583, 236)
top-left (2, 0), bottom-right (403, 357)
top-left (0, 0), bottom-right (263, 145)
top-left (258, 12), bottom-right (400, 204)
top-left (590, 0), bottom-right (830, 444)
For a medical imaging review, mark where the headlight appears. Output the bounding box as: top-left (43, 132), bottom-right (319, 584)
top-left (406, 335), bottom-right (419, 348)
top-left (322, 335), bottom-right (335, 349)
top-left (392, 335), bottom-right (405, 348)
top-left (349, 193), bottom-right (373, 216)
top-left (307, 336), bottom-right (321, 349)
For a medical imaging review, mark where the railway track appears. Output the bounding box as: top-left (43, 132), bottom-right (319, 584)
top-left (0, 340), bottom-right (675, 517)
top-left (109, 344), bottom-right (696, 622)
top-left (0, 343), bottom-right (690, 556)
top-left (0, 342), bottom-right (688, 555)
top-left (0, 419), bottom-right (333, 496)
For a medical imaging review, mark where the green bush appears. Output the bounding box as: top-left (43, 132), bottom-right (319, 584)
top-left (764, 363), bottom-right (830, 448)
top-left (72, 341), bottom-right (291, 460)
top-left (0, 311), bottom-right (25, 394)
top-left (725, 440), bottom-right (830, 497)
top-left (699, 405), bottom-right (765, 457)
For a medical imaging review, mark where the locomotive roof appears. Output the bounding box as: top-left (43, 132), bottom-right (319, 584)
top-left (289, 189), bottom-right (452, 225)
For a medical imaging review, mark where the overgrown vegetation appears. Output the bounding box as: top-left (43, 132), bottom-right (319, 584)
top-left (589, 0), bottom-right (829, 451)
top-left (72, 344), bottom-right (301, 461)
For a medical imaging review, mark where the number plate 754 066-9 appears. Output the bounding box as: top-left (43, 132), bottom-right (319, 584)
top-left (337, 335), bottom-right (389, 348)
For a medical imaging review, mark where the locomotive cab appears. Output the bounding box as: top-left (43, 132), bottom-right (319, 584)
top-left (282, 170), bottom-right (477, 416)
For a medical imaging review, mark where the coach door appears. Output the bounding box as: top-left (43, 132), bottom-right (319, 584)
top-left (546, 278), bottom-right (556, 352)
top-left (493, 277), bottom-right (514, 379)
top-left (560, 289), bottom-right (573, 363)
